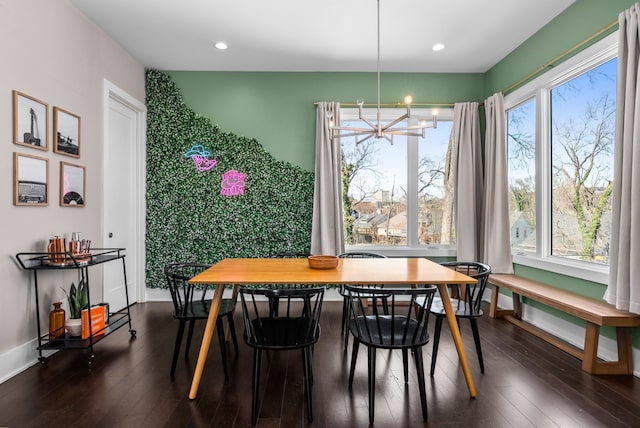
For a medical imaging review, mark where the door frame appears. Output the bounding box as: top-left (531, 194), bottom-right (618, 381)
top-left (102, 79), bottom-right (147, 303)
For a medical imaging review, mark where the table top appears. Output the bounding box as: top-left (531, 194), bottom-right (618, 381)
top-left (189, 257), bottom-right (476, 285)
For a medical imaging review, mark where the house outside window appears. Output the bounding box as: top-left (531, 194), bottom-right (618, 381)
top-left (505, 33), bottom-right (616, 284)
top-left (339, 108), bottom-right (455, 256)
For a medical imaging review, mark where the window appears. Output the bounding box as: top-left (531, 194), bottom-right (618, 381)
top-left (507, 98), bottom-right (536, 252)
top-left (505, 33), bottom-right (617, 283)
top-left (339, 108), bottom-right (454, 256)
top-left (550, 59), bottom-right (615, 264)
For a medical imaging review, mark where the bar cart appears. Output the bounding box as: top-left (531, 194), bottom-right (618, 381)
top-left (15, 248), bottom-right (136, 365)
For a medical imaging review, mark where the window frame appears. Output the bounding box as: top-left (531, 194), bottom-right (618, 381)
top-left (504, 32), bottom-right (617, 284)
top-left (340, 106), bottom-right (455, 257)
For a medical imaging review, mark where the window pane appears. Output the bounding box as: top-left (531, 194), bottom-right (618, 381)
top-left (341, 121), bottom-right (408, 246)
top-left (507, 98), bottom-right (536, 252)
top-left (418, 121), bottom-right (455, 245)
top-left (550, 58), bottom-right (615, 264)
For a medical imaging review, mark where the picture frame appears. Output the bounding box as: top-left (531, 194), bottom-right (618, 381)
top-left (14, 152), bottom-right (49, 206)
top-left (13, 90), bottom-right (49, 151)
top-left (60, 161), bottom-right (86, 207)
top-left (53, 107), bottom-right (81, 157)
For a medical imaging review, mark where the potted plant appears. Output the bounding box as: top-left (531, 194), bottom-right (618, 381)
top-left (62, 279), bottom-right (88, 336)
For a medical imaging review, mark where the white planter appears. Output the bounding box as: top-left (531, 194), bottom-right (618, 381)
top-left (66, 318), bottom-right (82, 337)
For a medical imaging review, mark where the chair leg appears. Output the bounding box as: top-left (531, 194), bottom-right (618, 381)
top-left (302, 347), bottom-right (314, 422)
top-left (414, 347), bottom-right (428, 421)
top-left (185, 319), bottom-right (196, 357)
top-left (226, 313), bottom-right (239, 355)
top-left (469, 318), bottom-right (485, 374)
top-left (348, 338), bottom-right (359, 388)
top-left (341, 297), bottom-right (348, 335)
top-left (251, 348), bottom-right (262, 425)
top-left (368, 346), bottom-right (376, 424)
top-left (430, 315), bottom-right (444, 377)
top-left (343, 299), bottom-right (351, 352)
top-left (170, 320), bottom-right (186, 376)
top-left (216, 319), bottom-right (229, 381)
top-left (402, 349), bottom-right (409, 383)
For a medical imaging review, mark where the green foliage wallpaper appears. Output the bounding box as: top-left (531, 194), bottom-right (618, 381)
top-left (145, 70), bottom-right (314, 288)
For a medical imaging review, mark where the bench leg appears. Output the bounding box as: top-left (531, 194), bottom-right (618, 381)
top-left (582, 324), bottom-right (634, 375)
top-left (489, 285), bottom-right (500, 318)
top-left (582, 323), bottom-right (600, 373)
top-left (489, 285), bottom-right (515, 319)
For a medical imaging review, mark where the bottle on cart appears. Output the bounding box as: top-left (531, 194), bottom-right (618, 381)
top-left (49, 302), bottom-right (66, 340)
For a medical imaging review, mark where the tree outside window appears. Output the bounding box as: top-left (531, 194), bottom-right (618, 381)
top-left (339, 110), bottom-right (454, 250)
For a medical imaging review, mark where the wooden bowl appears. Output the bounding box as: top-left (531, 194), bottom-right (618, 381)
top-left (308, 255), bottom-right (338, 270)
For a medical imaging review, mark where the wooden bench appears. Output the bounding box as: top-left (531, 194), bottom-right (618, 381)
top-left (488, 273), bottom-right (640, 375)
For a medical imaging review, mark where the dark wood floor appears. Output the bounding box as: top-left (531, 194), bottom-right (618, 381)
top-left (1, 300), bottom-right (640, 427)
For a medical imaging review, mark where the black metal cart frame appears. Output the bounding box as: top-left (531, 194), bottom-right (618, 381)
top-left (15, 248), bottom-right (136, 365)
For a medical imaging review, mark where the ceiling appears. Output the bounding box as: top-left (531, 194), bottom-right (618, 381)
top-left (70, 0), bottom-right (575, 73)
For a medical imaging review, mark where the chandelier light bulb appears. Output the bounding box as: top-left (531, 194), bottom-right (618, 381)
top-left (357, 98), bottom-right (365, 107)
top-left (403, 95), bottom-right (413, 105)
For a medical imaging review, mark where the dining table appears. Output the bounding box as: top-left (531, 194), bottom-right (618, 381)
top-left (187, 257), bottom-right (479, 399)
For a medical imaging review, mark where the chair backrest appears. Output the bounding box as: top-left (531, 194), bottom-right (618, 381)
top-left (345, 285), bottom-right (437, 348)
top-left (238, 286), bottom-right (325, 349)
top-left (440, 261), bottom-right (491, 314)
top-left (164, 262), bottom-right (211, 318)
top-left (338, 252), bottom-right (386, 259)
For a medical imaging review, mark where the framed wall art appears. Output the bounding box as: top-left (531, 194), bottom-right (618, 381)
top-left (13, 90), bottom-right (49, 151)
top-left (53, 107), bottom-right (80, 157)
top-left (60, 161), bottom-right (85, 207)
top-left (14, 152), bottom-right (49, 206)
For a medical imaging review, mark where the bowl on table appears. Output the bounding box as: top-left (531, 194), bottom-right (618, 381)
top-left (307, 255), bottom-right (338, 270)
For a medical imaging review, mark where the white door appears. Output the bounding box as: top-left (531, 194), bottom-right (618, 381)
top-left (102, 80), bottom-right (146, 311)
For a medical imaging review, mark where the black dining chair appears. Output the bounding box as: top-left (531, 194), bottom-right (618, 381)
top-left (337, 252), bottom-right (388, 351)
top-left (267, 252), bottom-right (311, 315)
top-left (238, 286), bottom-right (324, 425)
top-left (428, 261), bottom-right (491, 376)
top-left (164, 262), bottom-right (239, 379)
top-left (345, 285), bottom-right (438, 424)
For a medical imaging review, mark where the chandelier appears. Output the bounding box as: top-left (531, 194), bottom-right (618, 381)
top-left (330, 0), bottom-right (437, 145)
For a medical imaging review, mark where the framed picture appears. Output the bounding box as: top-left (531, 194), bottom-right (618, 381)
top-left (13, 91), bottom-right (49, 151)
top-left (14, 152), bottom-right (49, 206)
top-left (53, 107), bottom-right (80, 157)
top-left (60, 161), bottom-right (86, 207)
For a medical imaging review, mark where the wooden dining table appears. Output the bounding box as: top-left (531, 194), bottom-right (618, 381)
top-left (187, 257), bottom-right (479, 399)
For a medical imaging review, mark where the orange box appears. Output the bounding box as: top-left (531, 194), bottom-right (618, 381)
top-left (81, 305), bottom-right (106, 339)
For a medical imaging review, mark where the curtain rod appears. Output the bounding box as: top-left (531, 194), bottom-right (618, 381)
top-left (314, 18), bottom-right (618, 106)
top-left (501, 18), bottom-right (618, 96)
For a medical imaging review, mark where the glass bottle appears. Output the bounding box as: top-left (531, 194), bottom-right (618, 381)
top-left (49, 302), bottom-right (66, 340)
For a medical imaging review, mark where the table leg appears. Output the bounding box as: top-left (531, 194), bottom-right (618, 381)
top-left (436, 284), bottom-right (477, 398)
top-left (189, 283), bottom-right (225, 399)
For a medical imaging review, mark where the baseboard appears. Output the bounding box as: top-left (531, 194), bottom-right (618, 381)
top-left (491, 293), bottom-right (640, 377)
top-left (0, 339), bottom-right (56, 385)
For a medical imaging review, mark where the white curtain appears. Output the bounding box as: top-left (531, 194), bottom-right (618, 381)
top-left (605, 4), bottom-right (640, 314)
top-left (481, 93), bottom-right (514, 273)
top-left (311, 102), bottom-right (345, 255)
top-left (452, 102), bottom-right (483, 261)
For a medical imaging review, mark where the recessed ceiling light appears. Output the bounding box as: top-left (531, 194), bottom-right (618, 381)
top-left (432, 43), bottom-right (445, 52)
top-left (215, 42), bottom-right (228, 50)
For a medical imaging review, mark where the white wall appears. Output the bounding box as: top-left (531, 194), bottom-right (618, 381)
top-left (0, 0), bottom-right (145, 381)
